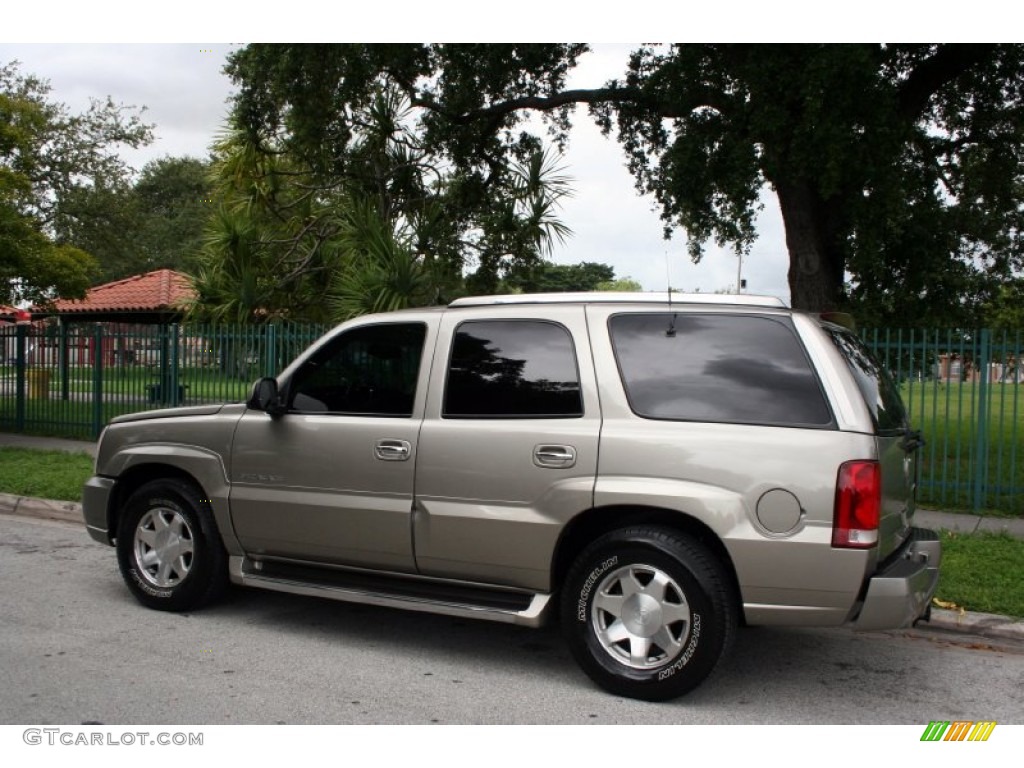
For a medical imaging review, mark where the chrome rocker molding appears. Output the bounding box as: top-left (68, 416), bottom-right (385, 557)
top-left (228, 556), bottom-right (552, 627)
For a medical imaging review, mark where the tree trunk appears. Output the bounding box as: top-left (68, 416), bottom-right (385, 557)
top-left (775, 179), bottom-right (845, 313)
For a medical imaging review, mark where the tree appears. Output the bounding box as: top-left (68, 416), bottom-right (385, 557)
top-left (503, 261), bottom-right (614, 293)
top-left (1, 61), bottom-right (152, 304)
top-left (596, 276), bottom-right (643, 292)
top-left (984, 280), bottom-right (1024, 331)
top-left (225, 44), bottom-right (1024, 323)
top-left (57, 156), bottom-right (215, 281)
top-left (190, 86), bottom-right (574, 323)
top-left (129, 156), bottom-right (213, 277)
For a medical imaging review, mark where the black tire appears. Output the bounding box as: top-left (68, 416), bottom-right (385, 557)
top-left (116, 478), bottom-right (228, 612)
top-left (560, 526), bottom-right (737, 701)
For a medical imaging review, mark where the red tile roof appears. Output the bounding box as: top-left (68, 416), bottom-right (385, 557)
top-left (51, 269), bottom-right (195, 314)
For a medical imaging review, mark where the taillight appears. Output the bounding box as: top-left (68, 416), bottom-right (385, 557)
top-left (833, 460), bottom-right (881, 548)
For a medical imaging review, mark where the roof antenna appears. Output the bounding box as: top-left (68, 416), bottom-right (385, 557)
top-left (665, 250), bottom-right (676, 337)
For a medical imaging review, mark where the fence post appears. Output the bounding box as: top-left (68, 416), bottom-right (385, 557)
top-left (92, 324), bottom-right (104, 438)
top-left (265, 324), bottom-right (277, 378)
top-left (972, 329), bottom-right (990, 513)
top-left (15, 324), bottom-right (26, 431)
top-left (170, 323), bottom-right (181, 406)
top-left (59, 320), bottom-right (70, 401)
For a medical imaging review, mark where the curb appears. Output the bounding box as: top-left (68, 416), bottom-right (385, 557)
top-left (0, 492), bottom-right (83, 525)
top-left (925, 608), bottom-right (1024, 642)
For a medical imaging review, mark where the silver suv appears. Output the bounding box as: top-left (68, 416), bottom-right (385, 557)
top-left (83, 293), bottom-right (940, 701)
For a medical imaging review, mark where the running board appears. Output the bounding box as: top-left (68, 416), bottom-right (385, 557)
top-left (228, 556), bottom-right (552, 628)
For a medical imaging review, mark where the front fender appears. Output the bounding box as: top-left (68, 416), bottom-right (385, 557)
top-left (97, 444), bottom-right (242, 556)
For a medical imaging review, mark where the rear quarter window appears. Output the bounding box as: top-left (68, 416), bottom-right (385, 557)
top-left (609, 313), bottom-right (833, 427)
top-left (825, 327), bottom-right (908, 434)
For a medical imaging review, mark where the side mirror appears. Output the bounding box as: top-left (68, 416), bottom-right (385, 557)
top-left (247, 377), bottom-right (285, 416)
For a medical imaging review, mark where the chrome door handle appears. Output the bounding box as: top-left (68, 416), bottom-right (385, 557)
top-left (533, 444), bottom-right (577, 468)
top-left (375, 439), bottom-right (411, 461)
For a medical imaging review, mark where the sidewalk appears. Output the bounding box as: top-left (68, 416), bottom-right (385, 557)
top-left (1, 430), bottom-right (1022, 642)
top-left (0, 431), bottom-right (98, 457)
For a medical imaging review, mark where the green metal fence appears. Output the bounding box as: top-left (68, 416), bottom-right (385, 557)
top-left (1, 321), bottom-right (1021, 515)
top-left (862, 329), bottom-right (1022, 515)
top-left (0, 322), bottom-right (327, 440)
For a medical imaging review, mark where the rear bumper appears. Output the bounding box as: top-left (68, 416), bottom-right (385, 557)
top-left (82, 475), bottom-right (116, 545)
top-left (850, 527), bottom-right (941, 630)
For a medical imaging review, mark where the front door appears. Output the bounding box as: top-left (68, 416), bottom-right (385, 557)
top-left (229, 320), bottom-right (433, 571)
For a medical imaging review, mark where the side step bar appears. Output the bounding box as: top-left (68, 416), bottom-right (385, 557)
top-left (228, 556), bottom-right (553, 628)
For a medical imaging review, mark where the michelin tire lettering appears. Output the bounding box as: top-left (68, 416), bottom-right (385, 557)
top-left (657, 613), bottom-right (702, 680)
top-left (577, 556), bottom-right (618, 621)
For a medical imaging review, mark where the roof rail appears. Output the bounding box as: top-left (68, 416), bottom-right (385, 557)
top-left (448, 292), bottom-right (788, 308)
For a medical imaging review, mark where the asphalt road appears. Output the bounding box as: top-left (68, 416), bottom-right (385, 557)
top-left (2, 514), bottom-right (1022, 725)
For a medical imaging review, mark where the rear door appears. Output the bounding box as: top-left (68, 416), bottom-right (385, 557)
top-left (412, 305), bottom-right (601, 592)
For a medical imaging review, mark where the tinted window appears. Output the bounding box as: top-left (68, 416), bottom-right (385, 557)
top-left (288, 323), bottom-right (425, 416)
top-left (826, 328), bottom-right (907, 433)
top-left (444, 320), bottom-right (583, 418)
top-left (610, 313), bottom-right (832, 426)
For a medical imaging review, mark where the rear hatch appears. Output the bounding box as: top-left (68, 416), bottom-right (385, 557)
top-left (825, 327), bottom-right (922, 559)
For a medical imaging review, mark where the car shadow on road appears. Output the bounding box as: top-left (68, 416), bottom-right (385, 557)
top-left (164, 585), bottom-right (1013, 722)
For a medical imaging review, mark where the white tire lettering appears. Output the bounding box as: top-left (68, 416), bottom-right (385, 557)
top-left (577, 556), bottom-right (618, 621)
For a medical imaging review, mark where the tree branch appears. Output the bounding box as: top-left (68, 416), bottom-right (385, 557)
top-left (411, 85), bottom-right (727, 124)
top-left (898, 44), bottom-right (997, 122)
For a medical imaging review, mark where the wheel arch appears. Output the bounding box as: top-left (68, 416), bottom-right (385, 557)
top-left (104, 451), bottom-right (240, 555)
top-left (551, 505), bottom-right (744, 622)
top-left (109, 464), bottom-right (203, 539)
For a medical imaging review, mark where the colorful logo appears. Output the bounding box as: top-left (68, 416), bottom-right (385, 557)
top-left (920, 721), bottom-right (997, 742)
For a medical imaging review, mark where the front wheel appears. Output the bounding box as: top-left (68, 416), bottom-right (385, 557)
top-left (560, 526), bottom-right (737, 701)
top-left (116, 478), bottom-right (228, 612)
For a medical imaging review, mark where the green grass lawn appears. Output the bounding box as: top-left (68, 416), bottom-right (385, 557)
top-left (937, 530), bottom-right (1024, 618)
top-left (0, 444), bottom-right (1020, 618)
top-left (0, 447), bottom-right (94, 502)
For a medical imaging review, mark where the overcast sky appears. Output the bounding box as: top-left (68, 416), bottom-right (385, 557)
top-left (5, 6), bottom-right (1000, 303)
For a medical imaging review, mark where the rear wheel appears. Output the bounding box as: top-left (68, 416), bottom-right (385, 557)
top-left (561, 526), bottom-right (737, 701)
top-left (116, 478), bottom-right (228, 612)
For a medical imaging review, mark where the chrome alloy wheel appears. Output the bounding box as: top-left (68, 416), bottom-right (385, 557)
top-left (591, 564), bottom-right (692, 670)
top-left (133, 507), bottom-right (195, 588)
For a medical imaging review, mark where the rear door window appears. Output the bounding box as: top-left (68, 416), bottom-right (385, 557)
top-left (444, 320), bottom-right (583, 418)
top-left (609, 313), bottom-right (832, 427)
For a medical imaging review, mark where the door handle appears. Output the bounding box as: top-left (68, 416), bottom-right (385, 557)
top-left (375, 439), bottom-right (411, 461)
top-left (533, 444), bottom-right (577, 468)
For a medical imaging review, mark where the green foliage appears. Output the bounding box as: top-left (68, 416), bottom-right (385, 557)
top-left (0, 60), bottom-right (152, 304)
top-left (191, 82), bottom-right (576, 323)
top-left (56, 156), bottom-right (215, 282)
top-left (596, 277), bottom-right (643, 292)
top-left (225, 44), bottom-right (1024, 321)
top-left (502, 261), bottom-right (614, 293)
top-left (983, 281), bottom-right (1024, 331)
